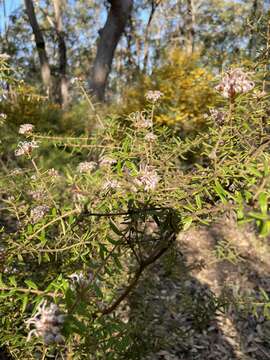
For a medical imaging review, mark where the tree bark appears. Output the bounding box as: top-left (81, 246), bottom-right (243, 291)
top-left (24, 0), bottom-right (51, 95)
top-left (143, 0), bottom-right (161, 73)
top-left (186, 0), bottom-right (195, 54)
top-left (90, 0), bottom-right (133, 101)
top-left (53, 0), bottom-right (69, 108)
top-left (248, 0), bottom-right (258, 58)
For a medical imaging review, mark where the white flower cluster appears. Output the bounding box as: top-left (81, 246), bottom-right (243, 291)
top-left (134, 164), bottom-right (160, 191)
top-left (0, 246), bottom-right (5, 262)
top-left (10, 168), bottom-right (23, 176)
top-left (77, 161), bottom-right (97, 173)
top-left (145, 132), bottom-right (157, 142)
top-left (131, 112), bottom-right (153, 129)
top-left (209, 109), bottom-right (226, 125)
top-left (28, 189), bottom-right (46, 201)
top-left (99, 156), bottom-right (117, 167)
top-left (215, 68), bottom-right (255, 98)
top-left (145, 90), bottom-right (164, 102)
top-left (70, 77), bottom-right (78, 85)
top-left (102, 179), bottom-right (120, 191)
top-left (0, 113), bottom-right (6, 126)
top-left (26, 300), bottom-right (65, 345)
top-left (18, 123), bottom-right (34, 135)
top-left (14, 141), bottom-right (39, 157)
top-left (70, 185), bottom-right (86, 204)
top-left (69, 271), bottom-right (93, 289)
top-left (30, 205), bottom-right (49, 223)
top-left (70, 76), bottom-right (84, 84)
top-left (0, 53), bottom-right (10, 60)
top-left (47, 168), bottom-right (60, 178)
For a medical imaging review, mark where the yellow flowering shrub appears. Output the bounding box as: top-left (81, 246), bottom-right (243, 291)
top-left (122, 49), bottom-right (218, 131)
top-left (0, 83), bottom-right (63, 132)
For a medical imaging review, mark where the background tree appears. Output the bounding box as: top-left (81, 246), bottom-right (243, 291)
top-left (89, 0), bottom-right (133, 101)
top-left (24, 0), bottom-right (52, 94)
top-left (1, 0), bottom-right (269, 103)
top-left (52, 0), bottom-right (68, 107)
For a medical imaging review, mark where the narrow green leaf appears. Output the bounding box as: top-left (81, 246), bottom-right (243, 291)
top-left (0, 274), bottom-right (6, 287)
top-left (195, 194), bottom-right (202, 209)
top-left (248, 212), bottom-right (269, 221)
top-left (25, 279), bottom-right (38, 290)
top-left (9, 276), bottom-right (17, 287)
top-left (258, 192), bottom-right (268, 215)
top-left (21, 294), bottom-right (28, 313)
top-left (260, 220), bottom-right (270, 237)
top-left (183, 216), bottom-right (193, 231)
top-left (109, 219), bottom-right (122, 236)
top-left (248, 166), bottom-right (262, 178)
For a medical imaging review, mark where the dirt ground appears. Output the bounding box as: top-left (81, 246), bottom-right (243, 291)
top-left (127, 218), bottom-right (270, 360)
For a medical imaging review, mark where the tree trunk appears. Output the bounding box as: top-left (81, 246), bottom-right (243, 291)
top-left (24, 0), bottom-right (51, 95)
top-left (143, 0), bottom-right (161, 73)
top-left (90, 0), bottom-right (133, 101)
top-left (248, 0), bottom-right (258, 58)
top-left (186, 0), bottom-right (195, 54)
top-left (53, 0), bottom-right (69, 108)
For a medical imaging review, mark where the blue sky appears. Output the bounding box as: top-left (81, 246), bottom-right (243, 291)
top-left (0, 0), bottom-right (22, 35)
top-left (0, 0), bottom-right (147, 33)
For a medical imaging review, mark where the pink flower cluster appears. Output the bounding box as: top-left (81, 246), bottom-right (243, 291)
top-left (145, 90), bottom-right (164, 102)
top-left (102, 179), bottom-right (120, 191)
top-left (77, 161), bottom-right (97, 173)
top-left (28, 189), bottom-right (46, 201)
top-left (145, 132), bottom-right (157, 142)
top-left (69, 271), bottom-right (93, 290)
top-left (15, 141), bottom-right (39, 157)
top-left (134, 164), bottom-right (160, 191)
top-left (209, 109), bottom-right (226, 125)
top-left (26, 300), bottom-right (65, 344)
top-left (18, 123), bottom-right (34, 135)
top-left (30, 205), bottom-right (49, 223)
top-left (132, 111), bottom-right (153, 129)
top-left (99, 156), bottom-right (117, 167)
top-left (215, 68), bottom-right (255, 99)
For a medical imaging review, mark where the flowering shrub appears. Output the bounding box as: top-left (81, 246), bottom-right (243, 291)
top-left (1, 58), bottom-right (270, 359)
top-left (215, 68), bottom-right (255, 99)
top-left (120, 49), bottom-right (217, 131)
top-left (26, 300), bottom-right (65, 344)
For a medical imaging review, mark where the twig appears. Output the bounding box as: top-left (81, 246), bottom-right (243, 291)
top-left (98, 232), bottom-right (175, 317)
top-left (0, 286), bottom-right (61, 298)
top-left (27, 209), bottom-right (79, 240)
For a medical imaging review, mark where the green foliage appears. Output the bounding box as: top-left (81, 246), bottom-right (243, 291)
top-left (2, 57), bottom-right (270, 359)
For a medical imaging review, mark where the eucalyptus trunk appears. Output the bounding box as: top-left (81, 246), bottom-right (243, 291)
top-left (186, 0), bottom-right (195, 54)
top-left (24, 0), bottom-right (52, 95)
top-left (90, 0), bottom-right (133, 101)
top-left (53, 0), bottom-right (69, 108)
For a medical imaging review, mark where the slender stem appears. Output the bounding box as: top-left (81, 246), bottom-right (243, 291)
top-left (27, 209), bottom-right (79, 240)
top-left (41, 347), bottom-right (48, 360)
top-left (78, 83), bottom-right (104, 128)
top-left (98, 234), bottom-right (174, 317)
top-left (60, 143), bottom-right (119, 149)
top-left (0, 286), bottom-right (60, 298)
top-left (34, 134), bottom-right (93, 141)
top-left (30, 158), bottom-right (58, 209)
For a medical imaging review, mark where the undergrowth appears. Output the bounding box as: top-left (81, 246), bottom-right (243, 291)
top-left (1, 57), bottom-right (270, 359)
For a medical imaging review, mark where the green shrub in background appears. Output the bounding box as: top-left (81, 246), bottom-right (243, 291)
top-left (1, 58), bottom-right (270, 359)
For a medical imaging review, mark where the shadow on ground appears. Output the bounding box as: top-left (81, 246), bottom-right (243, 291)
top-left (125, 218), bottom-right (270, 360)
